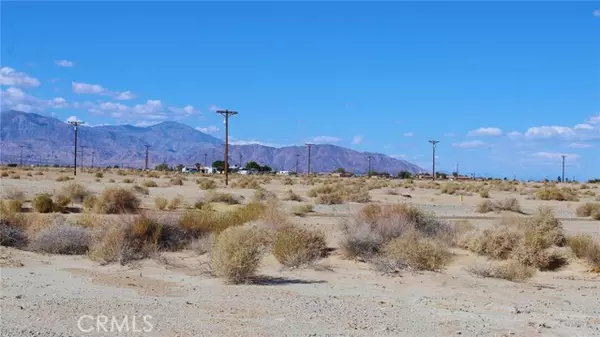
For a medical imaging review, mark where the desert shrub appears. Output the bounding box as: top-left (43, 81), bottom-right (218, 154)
top-left (440, 182), bottom-right (461, 195)
top-left (180, 202), bottom-right (265, 235)
top-left (292, 204), bottom-right (314, 216)
top-left (4, 188), bottom-right (25, 201)
top-left (204, 191), bottom-right (240, 205)
top-left (1, 172), bottom-right (8, 177)
top-left (0, 201), bottom-right (26, 228)
top-left (0, 220), bottom-right (28, 248)
top-left (315, 192), bottom-right (344, 205)
top-left (169, 177), bottom-right (183, 186)
top-left (189, 234), bottom-right (213, 255)
top-left (476, 200), bottom-right (496, 213)
top-left (272, 226), bottom-right (327, 268)
top-left (467, 226), bottom-right (521, 260)
top-left (94, 172), bottom-right (104, 178)
top-left (146, 171), bottom-right (160, 178)
top-left (521, 206), bottom-right (566, 247)
top-left (513, 245), bottom-right (567, 271)
top-left (114, 216), bottom-right (160, 263)
top-left (210, 226), bottom-right (271, 283)
top-left (142, 180), bottom-right (158, 188)
top-left (536, 187), bottom-right (578, 201)
top-left (282, 177), bottom-right (294, 185)
top-left (231, 177), bottom-right (261, 189)
top-left (29, 224), bottom-right (91, 255)
top-left (94, 188), bottom-right (140, 214)
top-left (83, 195), bottom-right (97, 210)
top-left (108, 179), bottom-right (116, 183)
top-left (340, 204), bottom-right (452, 260)
top-left (154, 197), bottom-right (168, 210)
top-left (493, 260), bottom-right (536, 282)
top-left (479, 190), bottom-right (490, 198)
top-left (575, 203), bottom-right (600, 218)
top-left (55, 176), bottom-right (71, 182)
top-left (476, 198), bottom-right (523, 214)
top-left (132, 184), bottom-right (149, 195)
top-left (5, 200), bottom-right (23, 213)
top-left (283, 189), bottom-right (303, 202)
top-left (253, 188), bottom-right (276, 201)
top-left (54, 195), bottom-right (71, 212)
top-left (197, 178), bottom-right (217, 190)
top-left (382, 232), bottom-right (451, 271)
top-left (59, 182), bottom-right (90, 202)
top-left (32, 193), bottom-right (55, 213)
top-left (567, 235), bottom-right (600, 270)
top-left (122, 178), bottom-right (135, 184)
top-left (9, 174), bottom-right (20, 179)
top-left (386, 189), bottom-right (399, 195)
top-left (168, 196), bottom-right (183, 210)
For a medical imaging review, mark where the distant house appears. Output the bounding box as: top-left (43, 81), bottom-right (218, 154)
top-left (239, 169), bottom-right (259, 175)
top-left (276, 170), bottom-right (292, 176)
top-left (182, 166), bottom-right (198, 173)
top-left (417, 173), bottom-right (433, 180)
top-left (199, 166), bottom-right (216, 174)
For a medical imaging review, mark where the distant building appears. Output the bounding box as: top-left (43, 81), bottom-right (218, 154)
top-left (182, 166), bottom-right (198, 173)
top-left (417, 173), bottom-right (433, 180)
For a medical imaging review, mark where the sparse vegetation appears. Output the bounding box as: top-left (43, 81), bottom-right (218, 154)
top-left (292, 204), bottom-right (314, 216)
top-left (59, 182), bottom-right (90, 202)
top-left (467, 260), bottom-right (535, 282)
top-left (123, 178), bottom-right (135, 184)
top-left (32, 193), bottom-right (56, 213)
top-left (142, 180), bottom-right (158, 188)
top-left (169, 177), bottom-right (183, 186)
top-left (204, 191), bottom-right (240, 205)
top-left (132, 184), bottom-right (150, 195)
top-left (29, 224), bottom-right (91, 255)
top-left (283, 189), bottom-right (303, 202)
top-left (536, 187), bottom-right (578, 201)
top-left (56, 175), bottom-right (71, 182)
top-left (475, 198), bottom-right (523, 214)
top-left (272, 225), bottom-right (327, 268)
top-left (382, 232), bottom-right (451, 271)
top-left (567, 235), bottom-right (600, 270)
top-left (168, 196), bottom-right (183, 210)
top-left (94, 172), bottom-right (104, 178)
top-left (94, 188), bottom-right (140, 214)
top-left (197, 178), bottom-right (217, 190)
top-left (154, 197), bottom-right (168, 210)
top-left (575, 203), bottom-right (600, 218)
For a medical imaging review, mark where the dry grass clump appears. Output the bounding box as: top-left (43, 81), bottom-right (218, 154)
top-left (1, 171), bottom-right (8, 177)
top-left (231, 176), bottom-right (261, 189)
top-left (315, 192), bottom-right (344, 205)
top-left (29, 224), bottom-right (91, 255)
top-left (309, 183), bottom-right (371, 204)
top-left (0, 220), bottom-right (28, 248)
top-left (94, 172), bottom-right (104, 178)
top-left (168, 196), bottom-right (183, 210)
top-left (536, 187), bottom-right (579, 201)
top-left (292, 204), bottom-right (314, 216)
top-left (253, 188), bottom-right (276, 201)
top-left (142, 180), bottom-right (158, 188)
top-left (55, 175), bottom-right (71, 182)
top-left (340, 204), bottom-right (453, 270)
top-left (154, 197), bottom-right (168, 210)
top-left (440, 182), bottom-right (461, 195)
top-left (204, 191), bottom-right (240, 205)
top-left (382, 232), bottom-right (451, 271)
top-left (475, 198), bottom-right (523, 214)
top-left (146, 171), bottom-right (160, 178)
top-left (210, 226), bottom-right (271, 284)
top-left (83, 195), bottom-right (97, 210)
top-left (282, 177), bottom-right (294, 185)
top-left (0, 201), bottom-right (26, 229)
top-left (180, 202), bottom-right (265, 235)
top-left (197, 178), bottom-right (217, 190)
top-left (567, 235), bottom-right (600, 270)
top-left (94, 187), bottom-right (140, 214)
top-left (123, 178), bottom-right (135, 184)
top-left (59, 182), bottom-right (90, 203)
top-left (283, 189), bottom-right (303, 202)
top-left (169, 177), bottom-right (184, 186)
top-left (32, 193), bottom-right (56, 213)
top-left (575, 203), bottom-right (600, 218)
top-left (131, 184), bottom-right (149, 195)
top-left (466, 260), bottom-right (535, 282)
top-left (272, 225), bottom-right (327, 268)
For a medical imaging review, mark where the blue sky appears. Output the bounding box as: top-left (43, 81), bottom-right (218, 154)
top-left (1, 1), bottom-right (599, 180)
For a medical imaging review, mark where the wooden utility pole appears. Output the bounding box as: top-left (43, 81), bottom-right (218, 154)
top-left (239, 153), bottom-right (242, 168)
top-left (428, 140), bottom-right (439, 180)
top-left (19, 145), bottom-right (24, 166)
top-left (204, 153), bottom-right (207, 167)
top-left (305, 143), bottom-right (313, 175)
top-left (216, 109), bottom-right (238, 186)
top-left (68, 120), bottom-right (84, 176)
top-left (561, 155), bottom-right (566, 183)
top-left (295, 154), bottom-right (300, 174)
top-left (144, 145), bottom-right (150, 170)
top-left (367, 155), bottom-right (373, 177)
top-left (91, 151), bottom-right (95, 169)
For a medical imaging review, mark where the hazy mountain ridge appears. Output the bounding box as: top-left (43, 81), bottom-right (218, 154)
top-left (0, 110), bottom-right (425, 174)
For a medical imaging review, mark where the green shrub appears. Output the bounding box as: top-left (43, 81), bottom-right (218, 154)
top-left (33, 194), bottom-right (55, 213)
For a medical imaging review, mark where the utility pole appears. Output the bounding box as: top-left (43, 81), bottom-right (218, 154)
top-left (68, 120), bottom-right (84, 176)
top-left (19, 145), bottom-right (24, 166)
top-left (305, 143), bottom-right (313, 175)
top-left (91, 151), bottom-right (95, 169)
top-left (239, 153), bottom-right (242, 168)
top-left (561, 155), bottom-right (566, 183)
top-left (456, 162), bottom-right (459, 176)
top-left (216, 109), bottom-right (238, 186)
top-left (204, 153), bottom-right (207, 167)
top-left (428, 140), bottom-right (439, 180)
top-left (367, 155), bottom-right (373, 177)
top-left (295, 154), bottom-right (300, 174)
top-left (144, 145), bottom-right (150, 170)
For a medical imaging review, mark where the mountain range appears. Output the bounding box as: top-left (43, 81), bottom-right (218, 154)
top-left (0, 110), bottom-right (425, 174)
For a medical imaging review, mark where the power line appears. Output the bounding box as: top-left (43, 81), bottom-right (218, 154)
top-left (305, 143), bottom-right (313, 175)
top-left (216, 109), bottom-right (238, 186)
top-left (428, 140), bottom-right (439, 180)
top-left (68, 120), bottom-right (85, 176)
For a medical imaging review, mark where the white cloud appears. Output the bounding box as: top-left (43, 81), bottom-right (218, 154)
top-left (574, 123), bottom-right (594, 130)
top-left (403, 132), bottom-right (415, 137)
top-left (588, 114), bottom-right (600, 125)
top-left (49, 97), bottom-right (68, 108)
top-left (229, 138), bottom-right (284, 148)
top-left (525, 126), bottom-right (575, 138)
top-left (0, 67), bottom-right (40, 87)
top-left (533, 152), bottom-right (579, 161)
top-left (196, 125), bottom-right (219, 134)
top-left (84, 99), bottom-right (200, 122)
top-left (594, 9), bottom-right (600, 16)
top-left (467, 127), bottom-right (503, 137)
top-left (115, 90), bottom-right (135, 100)
top-left (55, 60), bottom-right (74, 67)
top-left (134, 121), bottom-right (159, 127)
top-left (0, 87), bottom-right (68, 112)
top-left (506, 131), bottom-right (522, 138)
top-left (66, 116), bottom-right (80, 123)
top-left (452, 140), bottom-right (489, 148)
top-left (568, 143), bottom-right (592, 149)
top-left (208, 105), bottom-right (220, 112)
top-left (390, 154), bottom-right (407, 159)
top-left (351, 135), bottom-right (363, 144)
top-left (307, 136), bottom-right (341, 144)
top-left (72, 81), bottom-right (108, 95)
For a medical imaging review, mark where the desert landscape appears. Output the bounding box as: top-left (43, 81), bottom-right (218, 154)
top-left (1, 167), bottom-right (600, 337)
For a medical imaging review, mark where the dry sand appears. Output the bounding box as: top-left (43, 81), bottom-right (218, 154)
top-left (1, 170), bottom-right (600, 336)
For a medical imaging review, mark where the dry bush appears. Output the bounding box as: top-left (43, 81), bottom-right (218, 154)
top-left (180, 202), bottom-right (265, 235)
top-left (94, 172), bottom-right (104, 178)
top-left (340, 204), bottom-right (452, 260)
top-left (283, 189), bottom-right (303, 202)
top-left (476, 198), bottom-right (523, 214)
top-left (168, 196), bottom-right (183, 210)
top-left (4, 200), bottom-right (23, 213)
top-left (259, 199), bottom-right (290, 230)
top-left (575, 203), bottom-right (600, 218)
top-left (476, 199), bottom-right (496, 213)
top-left (146, 171), bottom-right (160, 178)
top-left (142, 180), bottom-right (158, 188)
top-left (272, 225), bottom-right (327, 268)
top-left (197, 178), bottom-right (217, 190)
top-left (282, 177), bottom-right (294, 186)
top-left (440, 182), bottom-right (461, 195)
top-left (29, 224), bottom-right (91, 255)
top-left (386, 189), bottom-right (399, 195)
top-left (122, 178), bottom-right (135, 184)
top-left (0, 202), bottom-right (26, 229)
top-left (0, 220), bottom-right (28, 248)
top-left (315, 192), bottom-right (344, 205)
top-left (466, 260), bottom-right (535, 282)
top-left (54, 195), bottom-right (71, 212)
top-left (210, 226), bottom-right (271, 284)
top-left (169, 177), bottom-right (183, 186)
top-left (9, 174), bottom-right (21, 179)
top-left (567, 235), bottom-right (600, 270)
top-left (204, 191), bottom-right (240, 205)
top-left (513, 245), bottom-right (568, 271)
top-left (292, 204), bottom-right (314, 216)
top-left (464, 226), bottom-right (522, 260)
top-left (189, 234), bottom-right (213, 255)
top-left (521, 206), bottom-right (566, 247)
top-left (253, 188), bottom-right (276, 201)
top-left (56, 176), bottom-right (71, 182)
top-left (83, 195), bottom-right (97, 210)
top-left (154, 197), bottom-right (168, 210)
top-left (32, 193), bottom-right (55, 213)
top-left (108, 179), bottom-right (115, 183)
top-left (536, 187), bottom-right (579, 201)
top-left (382, 232), bottom-right (451, 271)
top-left (59, 182), bottom-right (90, 202)
top-left (231, 176), bottom-right (261, 189)
top-left (1, 172), bottom-right (8, 177)
top-left (94, 188), bottom-right (140, 214)
top-left (132, 184), bottom-right (149, 195)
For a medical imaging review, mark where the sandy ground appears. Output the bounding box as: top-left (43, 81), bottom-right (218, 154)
top-left (1, 170), bottom-right (600, 336)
